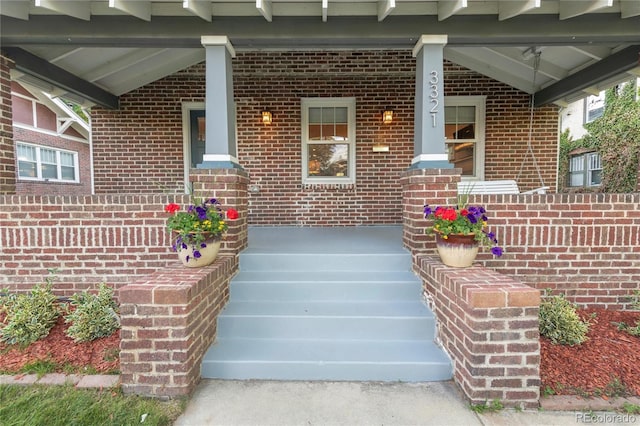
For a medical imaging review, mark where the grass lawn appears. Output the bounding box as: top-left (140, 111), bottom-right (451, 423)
top-left (0, 384), bottom-right (186, 426)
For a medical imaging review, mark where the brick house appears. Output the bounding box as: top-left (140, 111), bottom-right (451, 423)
top-left (11, 82), bottom-right (91, 195)
top-left (1, 1), bottom-right (640, 410)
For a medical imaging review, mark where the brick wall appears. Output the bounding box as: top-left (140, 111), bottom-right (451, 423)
top-left (479, 192), bottom-right (640, 309)
top-left (416, 256), bottom-right (540, 409)
top-left (0, 194), bottom-right (179, 293)
top-left (119, 257), bottom-right (234, 398)
top-left (402, 170), bottom-right (639, 408)
top-left (0, 197), bottom-right (239, 295)
top-left (91, 51), bottom-right (558, 226)
top-left (13, 127), bottom-right (92, 195)
top-left (0, 55), bottom-right (15, 194)
top-left (402, 170), bottom-right (640, 310)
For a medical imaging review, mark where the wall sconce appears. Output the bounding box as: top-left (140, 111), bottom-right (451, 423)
top-left (382, 109), bottom-right (393, 124)
top-left (262, 111), bottom-right (272, 125)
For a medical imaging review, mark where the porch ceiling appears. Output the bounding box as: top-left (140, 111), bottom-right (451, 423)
top-left (1, 1), bottom-right (639, 109)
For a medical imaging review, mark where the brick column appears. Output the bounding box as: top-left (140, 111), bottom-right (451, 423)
top-left (0, 54), bottom-right (15, 194)
top-left (400, 167), bottom-right (460, 254)
top-left (119, 258), bottom-right (235, 398)
top-left (416, 256), bottom-right (541, 409)
top-left (190, 168), bottom-right (249, 255)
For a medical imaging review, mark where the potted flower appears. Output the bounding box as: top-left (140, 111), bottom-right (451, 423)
top-left (423, 196), bottom-right (502, 267)
top-left (164, 197), bottom-right (239, 268)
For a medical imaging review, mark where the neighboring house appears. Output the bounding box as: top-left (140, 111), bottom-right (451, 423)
top-left (11, 82), bottom-right (91, 195)
top-left (559, 78), bottom-right (640, 190)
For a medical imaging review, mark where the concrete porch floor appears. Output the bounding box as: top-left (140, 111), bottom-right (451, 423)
top-left (245, 225), bottom-right (406, 254)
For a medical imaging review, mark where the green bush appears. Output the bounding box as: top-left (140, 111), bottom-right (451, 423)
top-left (64, 283), bottom-right (120, 342)
top-left (615, 321), bottom-right (640, 337)
top-left (0, 281), bottom-right (59, 345)
top-left (630, 290), bottom-right (640, 311)
top-left (539, 292), bottom-right (589, 346)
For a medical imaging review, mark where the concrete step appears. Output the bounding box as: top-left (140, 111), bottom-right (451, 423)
top-left (230, 279), bottom-right (422, 301)
top-left (239, 252), bottom-right (412, 272)
top-left (202, 226), bottom-right (452, 383)
top-left (202, 338), bottom-right (453, 382)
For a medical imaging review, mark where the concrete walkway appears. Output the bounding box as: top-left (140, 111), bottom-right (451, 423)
top-left (174, 380), bottom-right (635, 426)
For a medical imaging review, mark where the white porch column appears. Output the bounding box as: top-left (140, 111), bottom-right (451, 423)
top-left (199, 35), bottom-right (241, 169)
top-left (411, 35), bottom-right (452, 169)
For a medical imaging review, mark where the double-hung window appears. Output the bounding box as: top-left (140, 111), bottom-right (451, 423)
top-left (17, 142), bottom-right (79, 182)
top-left (301, 97), bottom-right (356, 185)
top-left (569, 151), bottom-right (602, 187)
top-left (444, 96), bottom-right (486, 179)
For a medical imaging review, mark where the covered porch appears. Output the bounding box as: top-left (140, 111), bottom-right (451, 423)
top-left (2, 2), bottom-right (640, 198)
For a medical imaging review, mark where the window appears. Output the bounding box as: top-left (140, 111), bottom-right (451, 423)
top-left (444, 96), bottom-right (486, 179)
top-left (301, 97), bottom-right (356, 185)
top-left (569, 151), bottom-right (602, 187)
top-left (16, 142), bottom-right (78, 182)
top-left (584, 92), bottom-right (605, 123)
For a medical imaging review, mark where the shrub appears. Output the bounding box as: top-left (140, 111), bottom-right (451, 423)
top-left (630, 290), bottom-right (640, 311)
top-left (614, 321), bottom-right (640, 337)
top-left (64, 283), bottom-right (120, 343)
top-left (539, 291), bottom-right (589, 345)
top-left (0, 279), bottom-right (59, 345)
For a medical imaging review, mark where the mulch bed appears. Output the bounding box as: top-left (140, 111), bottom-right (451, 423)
top-left (0, 313), bottom-right (119, 374)
top-left (2, 305), bottom-right (639, 399)
top-left (541, 308), bottom-right (640, 397)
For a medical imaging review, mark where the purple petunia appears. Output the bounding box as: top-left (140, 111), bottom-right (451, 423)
top-left (195, 206), bottom-right (208, 220)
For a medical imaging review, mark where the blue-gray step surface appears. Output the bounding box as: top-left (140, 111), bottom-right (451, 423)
top-left (201, 226), bottom-right (453, 382)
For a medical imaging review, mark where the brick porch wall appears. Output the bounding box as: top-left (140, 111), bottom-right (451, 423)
top-left (402, 168), bottom-right (639, 408)
top-left (119, 257), bottom-right (234, 398)
top-left (416, 257), bottom-right (540, 409)
top-left (479, 192), bottom-right (640, 309)
top-left (402, 169), bottom-right (640, 310)
top-left (0, 170), bottom-right (248, 293)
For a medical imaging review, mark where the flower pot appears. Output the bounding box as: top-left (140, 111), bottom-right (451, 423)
top-left (177, 239), bottom-right (221, 268)
top-left (434, 233), bottom-right (479, 268)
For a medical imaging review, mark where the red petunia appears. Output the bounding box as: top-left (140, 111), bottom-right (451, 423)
top-left (435, 207), bottom-right (457, 221)
top-left (226, 208), bottom-right (239, 220)
top-left (164, 203), bottom-right (180, 214)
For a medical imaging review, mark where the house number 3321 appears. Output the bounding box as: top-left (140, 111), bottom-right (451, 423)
top-left (429, 70), bottom-right (439, 127)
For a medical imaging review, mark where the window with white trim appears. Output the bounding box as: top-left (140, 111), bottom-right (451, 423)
top-left (569, 151), bottom-right (602, 187)
top-left (444, 96), bottom-right (486, 179)
top-left (301, 97), bottom-right (356, 185)
top-left (17, 142), bottom-right (79, 182)
top-left (584, 92), bottom-right (605, 123)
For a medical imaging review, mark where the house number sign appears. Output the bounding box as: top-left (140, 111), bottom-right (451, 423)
top-left (429, 70), bottom-right (439, 127)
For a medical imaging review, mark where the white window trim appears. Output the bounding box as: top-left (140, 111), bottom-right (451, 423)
top-left (584, 92), bottom-right (605, 124)
top-left (16, 142), bottom-right (79, 183)
top-left (301, 97), bottom-right (357, 185)
top-left (569, 151), bottom-right (602, 188)
top-left (445, 96), bottom-right (486, 181)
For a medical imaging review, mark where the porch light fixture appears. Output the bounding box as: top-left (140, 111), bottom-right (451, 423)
top-left (262, 110), bottom-right (272, 125)
top-left (382, 109), bottom-right (393, 124)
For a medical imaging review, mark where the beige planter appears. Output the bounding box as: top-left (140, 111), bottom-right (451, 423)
top-left (177, 239), bottom-right (221, 268)
top-left (434, 233), bottom-right (479, 268)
